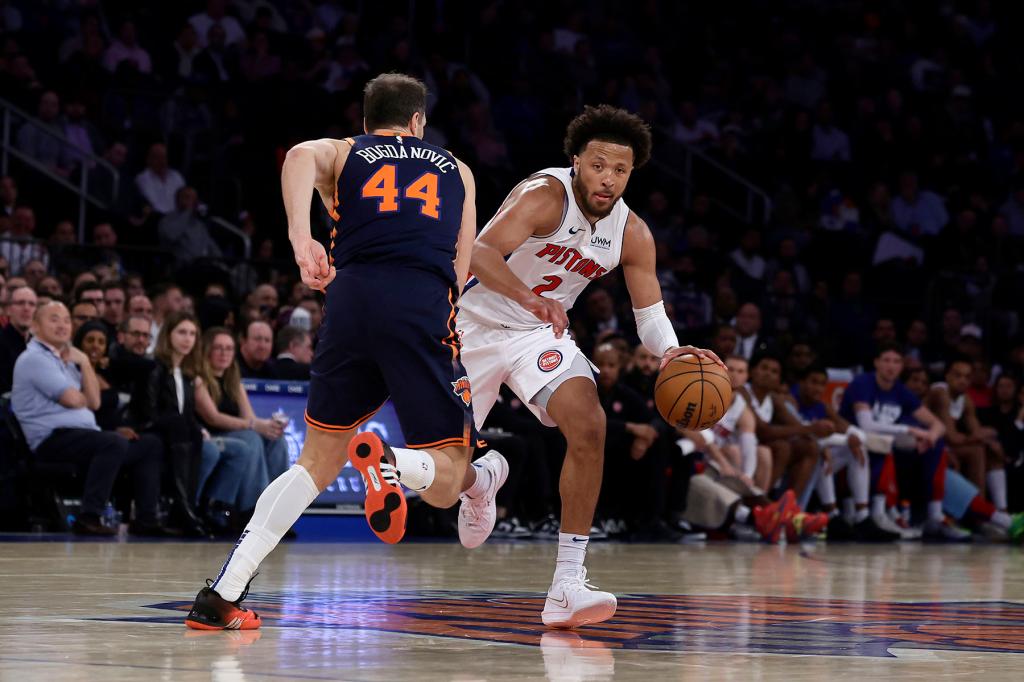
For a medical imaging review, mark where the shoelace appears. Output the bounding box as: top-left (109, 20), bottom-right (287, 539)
top-left (205, 572), bottom-right (258, 606)
top-left (563, 567), bottom-right (599, 592)
top-left (359, 459), bottom-right (401, 488)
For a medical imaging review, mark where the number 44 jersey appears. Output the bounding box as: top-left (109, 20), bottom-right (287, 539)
top-left (458, 167), bottom-right (629, 330)
top-left (332, 133), bottom-right (465, 286)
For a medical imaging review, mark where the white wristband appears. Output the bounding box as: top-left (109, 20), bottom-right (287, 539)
top-left (633, 300), bottom-right (679, 357)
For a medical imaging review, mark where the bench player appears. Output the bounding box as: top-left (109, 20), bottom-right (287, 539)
top-left (185, 73), bottom-right (495, 630)
top-left (452, 105), bottom-right (723, 628)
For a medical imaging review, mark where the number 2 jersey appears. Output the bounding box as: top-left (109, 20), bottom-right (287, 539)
top-left (458, 167), bottom-right (629, 329)
top-left (331, 133), bottom-right (464, 287)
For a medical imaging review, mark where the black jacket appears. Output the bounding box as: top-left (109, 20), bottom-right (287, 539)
top-left (131, 361), bottom-right (202, 443)
top-left (0, 324), bottom-right (28, 395)
top-left (274, 356), bottom-right (310, 381)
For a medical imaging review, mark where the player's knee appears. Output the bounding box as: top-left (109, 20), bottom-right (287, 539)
top-left (564, 409), bottom-right (606, 457)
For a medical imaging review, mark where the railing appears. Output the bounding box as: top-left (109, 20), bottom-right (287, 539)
top-left (653, 130), bottom-right (773, 226)
top-left (209, 216), bottom-right (251, 260)
top-left (0, 97), bottom-right (120, 242)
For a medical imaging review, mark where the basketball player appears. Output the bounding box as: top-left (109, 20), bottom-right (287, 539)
top-left (452, 105), bottom-right (723, 628)
top-left (184, 74), bottom-right (502, 630)
top-left (927, 357), bottom-right (1008, 511)
top-left (788, 365), bottom-right (897, 542)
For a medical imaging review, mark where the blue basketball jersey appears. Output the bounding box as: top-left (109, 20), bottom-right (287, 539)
top-left (790, 386), bottom-right (828, 424)
top-left (331, 134), bottom-right (465, 284)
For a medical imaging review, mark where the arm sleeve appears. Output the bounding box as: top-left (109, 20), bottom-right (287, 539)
top-left (855, 408), bottom-right (911, 435)
top-left (632, 301), bottom-right (680, 357)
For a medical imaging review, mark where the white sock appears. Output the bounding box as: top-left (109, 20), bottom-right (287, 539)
top-left (739, 433), bottom-right (758, 477)
top-left (462, 460), bottom-right (492, 499)
top-left (927, 500), bottom-right (944, 522)
top-left (816, 471), bottom-right (836, 506)
top-left (992, 510), bottom-right (1012, 528)
top-left (553, 532), bottom-right (588, 583)
top-left (847, 455), bottom-right (870, 508)
top-left (854, 507), bottom-right (870, 523)
top-left (734, 504), bottom-right (751, 524)
top-left (392, 447), bottom-right (436, 492)
top-left (842, 497), bottom-right (856, 523)
top-left (987, 469), bottom-right (1008, 510)
top-left (212, 464), bottom-right (319, 601)
top-left (871, 494), bottom-right (887, 518)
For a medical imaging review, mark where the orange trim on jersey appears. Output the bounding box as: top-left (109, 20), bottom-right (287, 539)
top-left (304, 402), bottom-right (385, 433)
top-left (441, 288), bottom-right (459, 361)
top-left (405, 436), bottom-right (469, 450)
top-left (476, 439), bottom-right (488, 449)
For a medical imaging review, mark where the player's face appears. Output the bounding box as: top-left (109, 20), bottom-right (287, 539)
top-left (632, 346), bottom-right (659, 376)
top-left (801, 372), bottom-right (827, 403)
top-left (874, 350), bottom-right (903, 383)
top-left (725, 358), bottom-right (748, 389)
top-left (572, 141), bottom-right (634, 219)
top-left (750, 359), bottom-right (780, 391)
top-left (946, 361), bottom-right (971, 395)
top-left (903, 370), bottom-right (928, 399)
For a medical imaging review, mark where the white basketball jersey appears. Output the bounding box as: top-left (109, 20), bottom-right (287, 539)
top-left (458, 167), bottom-right (629, 330)
top-left (933, 382), bottom-right (965, 420)
top-left (710, 393), bottom-right (748, 441)
top-left (745, 384), bottom-right (774, 422)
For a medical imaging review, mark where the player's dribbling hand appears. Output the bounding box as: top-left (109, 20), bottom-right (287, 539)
top-left (659, 346), bottom-right (726, 371)
top-left (523, 295), bottom-right (569, 338)
top-left (293, 238), bottom-right (336, 292)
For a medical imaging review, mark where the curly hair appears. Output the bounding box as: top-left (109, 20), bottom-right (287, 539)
top-left (563, 104), bottom-right (652, 168)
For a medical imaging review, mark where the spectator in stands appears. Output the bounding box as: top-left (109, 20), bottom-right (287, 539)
top-left (131, 311), bottom-right (209, 536)
top-left (12, 301), bottom-right (164, 536)
top-left (195, 326), bottom-right (288, 509)
top-left (108, 315), bottom-right (155, 394)
top-left (160, 23), bottom-right (201, 82)
top-left (60, 96), bottom-right (103, 170)
top-left (193, 23), bottom-right (241, 84)
top-left (135, 143), bottom-right (186, 215)
top-left (891, 171), bottom-right (949, 237)
top-left (998, 177), bottom-right (1024, 237)
top-left (710, 322), bottom-right (737, 358)
top-left (70, 301), bottom-right (98, 335)
top-left (158, 186), bottom-right (222, 264)
top-left (36, 276), bottom-right (61, 298)
top-left (0, 285), bottom-right (36, 393)
top-left (20, 259), bottom-right (46, 290)
top-left (810, 101), bottom-right (851, 162)
top-left (104, 19), bottom-right (152, 74)
top-left (733, 302), bottom-right (769, 360)
top-left (91, 222), bottom-right (124, 273)
top-left (190, 0), bottom-right (246, 48)
top-left (74, 281), bottom-right (105, 316)
top-left (296, 298), bottom-right (323, 334)
top-left (237, 319), bottom-right (277, 379)
top-left (150, 283), bottom-right (184, 351)
top-left (102, 281), bottom-right (126, 333)
top-left (1, 175), bottom-right (17, 216)
top-left (15, 91), bottom-right (68, 176)
top-left (1, 207), bottom-right (49, 275)
top-left (274, 326), bottom-right (312, 380)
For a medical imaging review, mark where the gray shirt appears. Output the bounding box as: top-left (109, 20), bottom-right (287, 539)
top-left (12, 339), bottom-right (99, 450)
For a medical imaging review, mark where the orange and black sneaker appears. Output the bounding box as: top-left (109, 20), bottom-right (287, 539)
top-left (785, 511), bottom-right (830, 542)
top-left (184, 579), bottom-right (261, 630)
top-left (348, 431), bottom-right (407, 544)
top-left (753, 489), bottom-right (798, 543)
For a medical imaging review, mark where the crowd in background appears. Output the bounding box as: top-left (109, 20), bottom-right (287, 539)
top-left (1, 0), bottom-right (1024, 540)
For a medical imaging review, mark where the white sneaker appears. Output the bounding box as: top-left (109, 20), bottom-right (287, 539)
top-left (873, 512), bottom-right (919, 540)
top-left (541, 567), bottom-right (617, 628)
top-left (457, 450), bottom-right (509, 549)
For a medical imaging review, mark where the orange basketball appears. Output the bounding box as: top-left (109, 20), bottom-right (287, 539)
top-left (654, 354), bottom-right (732, 431)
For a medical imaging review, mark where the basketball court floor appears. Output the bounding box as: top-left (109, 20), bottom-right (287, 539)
top-left (1, 539), bottom-right (1023, 681)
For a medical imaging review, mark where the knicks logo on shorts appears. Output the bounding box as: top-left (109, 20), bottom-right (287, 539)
top-left (451, 376), bottom-right (472, 406)
top-left (538, 350), bottom-right (563, 372)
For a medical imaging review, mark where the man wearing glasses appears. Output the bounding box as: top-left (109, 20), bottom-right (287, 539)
top-left (1, 285), bottom-right (37, 394)
top-left (107, 315), bottom-right (155, 397)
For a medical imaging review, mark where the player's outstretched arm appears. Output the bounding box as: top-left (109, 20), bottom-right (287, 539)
top-left (453, 159), bottom-right (476, 296)
top-left (472, 176), bottom-right (569, 336)
top-left (281, 138), bottom-right (348, 292)
top-left (620, 213), bottom-right (724, 370)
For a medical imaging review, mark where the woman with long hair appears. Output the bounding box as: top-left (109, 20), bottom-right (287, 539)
top-left (132, 312), bottom-right (251, 536)
top-left (195, 326), bottom-right (290, 511)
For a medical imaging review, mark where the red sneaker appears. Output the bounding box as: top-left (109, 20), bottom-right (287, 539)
top-left (184, 580), bottom-right (261, 630)
top-left (753, 489), bottom-right (798, 543)
top-left (349, 431), bottom-right (407, 544)
top-left (786, 511), bottom-right (830, 542)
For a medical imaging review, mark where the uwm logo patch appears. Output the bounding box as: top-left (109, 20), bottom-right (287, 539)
top-left (116, 592), bottom-right (1024, 657)
top-left (451, 376), bottom-right (472, 406)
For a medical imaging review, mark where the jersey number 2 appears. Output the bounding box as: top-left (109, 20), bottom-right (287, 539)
top-left (361, 165), bottom-right (441, 219)
top-left (532, 275), bottom-right (563, 296)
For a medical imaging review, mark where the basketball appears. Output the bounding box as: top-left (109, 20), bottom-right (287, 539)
top-left (654, 354), bottom-right (732, 430)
